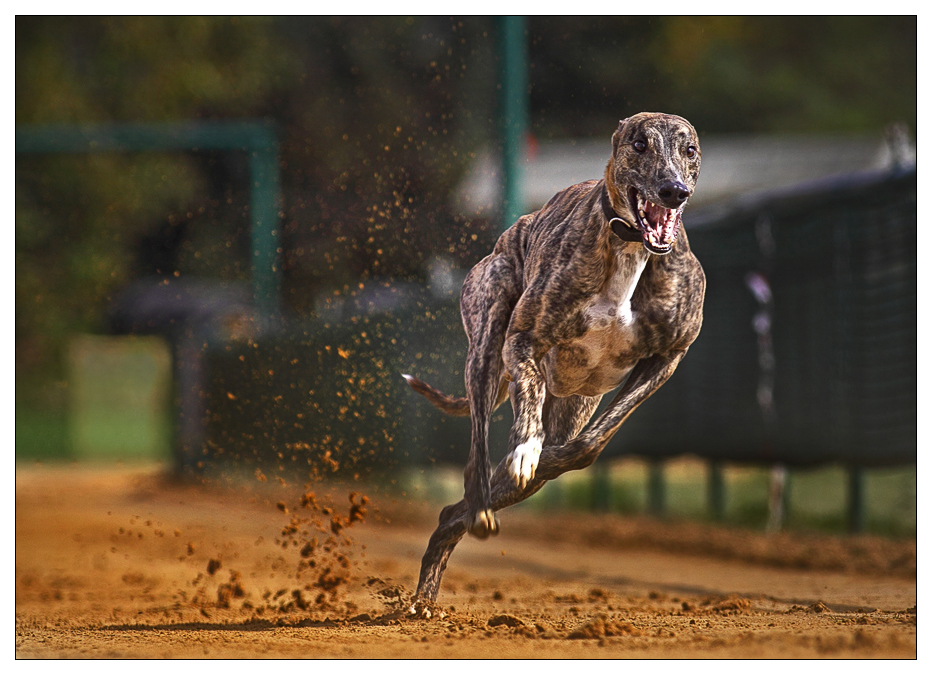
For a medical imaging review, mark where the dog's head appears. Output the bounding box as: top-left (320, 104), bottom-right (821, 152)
top-left (605, 112), bottom-right (701, 255)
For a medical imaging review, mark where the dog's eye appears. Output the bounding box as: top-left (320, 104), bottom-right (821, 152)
top-left (686, 145), bottom-right (697, 158)
top-left (632, 140), bottom-right (647, 153)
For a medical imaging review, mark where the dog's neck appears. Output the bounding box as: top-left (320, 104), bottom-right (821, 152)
top-left (600, 183), bottom-right (643, 244)
top-left (596, 236), bottom-right (650, 331)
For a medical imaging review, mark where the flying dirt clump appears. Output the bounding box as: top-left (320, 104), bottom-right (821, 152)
top-left (216, 571), bottom-right (246, 608)
top-left (273, 488), bottom-right (370, 609)
top-left (166, 482), bottom-right (370, 619)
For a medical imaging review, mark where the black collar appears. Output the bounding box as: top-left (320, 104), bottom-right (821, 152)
top-left (601, 185), bottom-right (643, 243)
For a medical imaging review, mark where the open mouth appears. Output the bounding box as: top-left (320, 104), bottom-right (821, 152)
top-left (626, 187), bottom-right (684, 255)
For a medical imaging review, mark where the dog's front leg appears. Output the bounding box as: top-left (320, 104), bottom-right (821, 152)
top-left (502, 331), bottom-right (548, 489)
top-left (411, 355), bottom-right (684, 609)
top-left (536, 350), bottom-right (688, 478)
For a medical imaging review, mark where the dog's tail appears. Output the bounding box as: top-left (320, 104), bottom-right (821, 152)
top-left (401, 373), bottom-right (470, 417)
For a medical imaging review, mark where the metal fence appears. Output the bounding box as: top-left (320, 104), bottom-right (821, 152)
top-left (197, 166), bottom-right (916, 482)
top-left (617, 165), bottom-right (916, 468)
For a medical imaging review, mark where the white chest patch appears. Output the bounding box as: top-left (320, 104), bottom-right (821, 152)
top-left (594, 247), bottom-right (649, 324)
top-left (542, 246), bottom-right (650, 397)
top-left (580, 246), bottom-right (649, 353)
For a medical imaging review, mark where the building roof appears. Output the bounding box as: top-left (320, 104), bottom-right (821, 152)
top-left (452, 129), bottom-right (914, 217)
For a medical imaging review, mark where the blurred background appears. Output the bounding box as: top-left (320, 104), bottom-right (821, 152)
top-left (15, 16), bottom-right (916, 536)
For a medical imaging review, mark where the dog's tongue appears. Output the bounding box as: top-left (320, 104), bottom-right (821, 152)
top-left (642, 200), bottom-right (680, 248)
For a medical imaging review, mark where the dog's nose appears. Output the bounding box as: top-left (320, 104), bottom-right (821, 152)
top-left (657, 181), bottom-right (691, 208)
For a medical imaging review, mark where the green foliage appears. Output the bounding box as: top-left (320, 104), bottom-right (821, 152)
top-left (16, 17), bottom-right (297, 122)
top-left (527, 16), bottom-right (916, 135)
top-left (15, 409), bottom-right (71, 461)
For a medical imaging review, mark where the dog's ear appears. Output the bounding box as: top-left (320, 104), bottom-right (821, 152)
top-left (612, 118), bottom-right (629, 156)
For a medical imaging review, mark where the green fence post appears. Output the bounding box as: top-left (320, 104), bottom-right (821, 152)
top-left (542, 478), bottom-right (564, 511)
top-left (708, 459), bottom-right (725, 521)
top-left (848, 465), bottom-right (865, 533)
top-left (249, 141), bottom-right (282, 321)
top-left (498, 15), bottom-right (528, 232)
top-left (590, 461), bottom-right (612, 512)
top-left (648, 458), bottom-right (666, 516)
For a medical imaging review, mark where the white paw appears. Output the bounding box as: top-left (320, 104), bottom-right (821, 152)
top-left (507, 438), bottom-right (542, 489)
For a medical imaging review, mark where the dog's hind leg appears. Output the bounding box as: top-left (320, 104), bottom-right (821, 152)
top-left (410, 355), bottom-right (681, 611)
top-left (535, 351), bottom-right (688, 479)
top-left (459, 254), bottom-right (521, 539)
top-left (541, 392), bottom-right (602, 453)
top-left (411, 393), bottom-right (599, 611)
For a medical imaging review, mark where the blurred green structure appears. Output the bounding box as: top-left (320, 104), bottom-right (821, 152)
top-left (67, 335), bottom-right (171, 460)
top-left (15, 120), bottom-right (282, 318)
top-left (195, 164), bottom-right (915, 534)
top-left (16, 120), bottom-right (282, 466)
top-left (498, 16), bottom-right (529, 232)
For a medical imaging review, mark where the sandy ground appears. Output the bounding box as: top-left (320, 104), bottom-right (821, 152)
top-left (15, 463), bottom-right (916, 659)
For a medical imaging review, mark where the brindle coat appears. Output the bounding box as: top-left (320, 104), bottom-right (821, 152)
top-left (403, 112), bottom-right (706, 613)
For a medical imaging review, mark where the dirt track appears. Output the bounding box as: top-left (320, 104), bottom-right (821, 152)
top-left (16, 464), bottom-right (916, 659)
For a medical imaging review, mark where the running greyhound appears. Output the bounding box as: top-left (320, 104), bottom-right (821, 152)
top-left (403, 112), bottom-right (705, 614)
